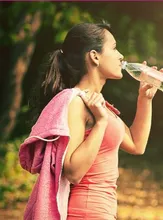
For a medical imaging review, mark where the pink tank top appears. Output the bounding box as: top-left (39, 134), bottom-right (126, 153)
top-left (67, 102), bottom-right (125, 219)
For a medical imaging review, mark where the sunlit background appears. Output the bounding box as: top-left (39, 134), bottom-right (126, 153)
top-left (0, 1), bottom-right (163, 219)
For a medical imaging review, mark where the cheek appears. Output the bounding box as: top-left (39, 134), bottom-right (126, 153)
top-left (103, 63), bottom-right (122, 79)
top-left (100, 55), bottom-right (119, 76)
top-left (100, 63), bottom-right (115, 76)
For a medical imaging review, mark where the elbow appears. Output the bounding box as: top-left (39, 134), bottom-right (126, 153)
top-left (70, 177), bottom-right (82, 185)
top-left (66, 175), bottom-right (82, 185)
top-left (64, 169), bottom-right (82, 184)
top-left (134, 151), bottom-right (145, 155)
top-left (133, 147), bottom-right (145, 155)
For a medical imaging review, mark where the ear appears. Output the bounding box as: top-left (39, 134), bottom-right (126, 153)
top-left (89, 50), bottom-right (100, 66)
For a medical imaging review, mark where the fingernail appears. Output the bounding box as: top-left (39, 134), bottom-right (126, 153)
top-left (143, 61), bottom-right (147, 65)
top-left (80, 91), bottom-right (86, 96)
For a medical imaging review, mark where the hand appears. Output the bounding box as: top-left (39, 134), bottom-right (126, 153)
top-left (79, 91), bottom-right (109, 123)
top-left (139, 61), bottom-right (163, 99)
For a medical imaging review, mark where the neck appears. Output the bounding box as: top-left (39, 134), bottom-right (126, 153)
top-left (74, 72), bottom-right (106, 93)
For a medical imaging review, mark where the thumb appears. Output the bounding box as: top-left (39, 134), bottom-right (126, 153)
top-left (79, 91), bottom-right (89, 104)
top-left (79, 89), bottom-right (89, 97)
top-left (143, 61), bottom-right (147, 65)
top-left (159, 68), bottom-right (163, 73)
top-left (79, 91), bottom-right (87, 98)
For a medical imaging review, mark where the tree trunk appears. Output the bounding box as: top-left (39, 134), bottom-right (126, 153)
top-left (0, 11), bottom-right (42, 141)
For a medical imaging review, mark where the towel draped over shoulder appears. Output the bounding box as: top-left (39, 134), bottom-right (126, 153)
top-left (19, 88), bottom-right (81, 220)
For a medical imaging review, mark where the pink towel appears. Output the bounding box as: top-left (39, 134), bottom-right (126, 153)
top-left (19, 88), bottom-right (81, 220)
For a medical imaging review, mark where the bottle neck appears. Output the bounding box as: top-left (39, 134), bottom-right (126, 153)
top-left (121, 61), bottom-right (128, 70)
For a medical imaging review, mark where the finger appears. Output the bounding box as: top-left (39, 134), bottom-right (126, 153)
top-left (143, 61), bottom-right (147, 65)
top-left (146, 87), bottom-right (157, 98)
top-left (79, 91), bottom-right (87, 97)
top-left (83, 89), bottom-right (89, 93)
top-left (93, 93), bottom-right (104, 104)
top-left (139, 81), bottom-right (148, 89)
top-left (93, 96), bottom-right (105, 107)
top-left (140, 83), bottom-right (153, 90)
top-left (159, 68), bottom-right (163, 73)
top-left (88, 92), bottom-right (99, 105)
top-left (140, 81), bottom-right (146, 87)
top-left (79, 91), bottom-right (98, 106)
top-left (151, 66), bottom-right (157, 70)
top-left (79, 91), bottom-right (89, 104)
top-left (79, 90), bottom-right (93, 99)
top-left (89, 93), bottom-right (103, 106)
top-left (146, 89), bottom-right (152, 97)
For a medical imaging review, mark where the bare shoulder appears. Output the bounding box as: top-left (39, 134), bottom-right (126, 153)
top-left (69, 95), bottom-right (85, 107)
top-left (66, 95), bottom-right (87, 150)
top-left (68, 95), bottom-right (94, 131)
top-left (68, 95), bottom-right (87, 119)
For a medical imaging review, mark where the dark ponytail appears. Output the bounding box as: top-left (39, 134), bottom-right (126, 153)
top-left (42, 48), bottom-right (85, 98)
top-left (29, 21), bottom-right (111, 126)
top-left (42, 49), bottom-right (65, 97)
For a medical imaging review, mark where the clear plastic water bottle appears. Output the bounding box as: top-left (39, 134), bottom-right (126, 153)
top-left (122, 61), bottom-right (163, 92)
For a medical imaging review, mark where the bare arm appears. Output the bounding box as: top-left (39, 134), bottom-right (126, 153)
top-left (63, 93), bottom-right (108, 184)
top-left (121, 65), bottom-right (163, 154)
top-left (120, 94), bottom-right (152, 155)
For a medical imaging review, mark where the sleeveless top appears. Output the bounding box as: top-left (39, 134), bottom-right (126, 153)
top-left (67, 102), bottom-right (125, 219)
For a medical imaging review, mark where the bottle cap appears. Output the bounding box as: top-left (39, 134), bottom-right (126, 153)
top-left (121, 61), bottom-right (127, 69)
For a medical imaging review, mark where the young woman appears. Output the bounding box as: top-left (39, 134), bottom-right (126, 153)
top-left (20, 22), bottom-right (162, 220)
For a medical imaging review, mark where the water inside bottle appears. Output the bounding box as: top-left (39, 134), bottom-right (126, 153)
top-left (122, 61), bottom-right (163, 91)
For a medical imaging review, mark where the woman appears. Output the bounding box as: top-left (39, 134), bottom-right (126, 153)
top-left (20, 22), bottom-right (161, 220)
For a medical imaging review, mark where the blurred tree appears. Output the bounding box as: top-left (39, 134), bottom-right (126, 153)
top-left (0, 2), bottom-right (42, 141)
top-left (0, 2), bottom-right (92, 141)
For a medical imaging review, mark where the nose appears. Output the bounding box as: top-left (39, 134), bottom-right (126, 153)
top-left (119, 51), bottom-right (124, 60)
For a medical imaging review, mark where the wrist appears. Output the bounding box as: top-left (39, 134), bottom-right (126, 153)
top-left (138, 94), bottom-right (153, 103)
top-left (95, 119), bottom-right (108, 128)
top-left (137, 95), bottom-right (153, 107)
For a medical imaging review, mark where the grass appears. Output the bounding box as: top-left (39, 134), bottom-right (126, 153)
top-left (117, 167), bottom-right (163, 219)
top-left (1, 167), bottom-right (163, 220)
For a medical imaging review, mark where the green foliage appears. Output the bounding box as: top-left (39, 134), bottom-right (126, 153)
top-left (114, 19), bottom-right (157, 64)
top-left (52, 4), bottom-right (93, 43)
top-left (128, 21), bottom-right (157, 62)
top-left (0, 2), bottom-right (93, 45)
top-left (0, 136), bottom-right (36, 208)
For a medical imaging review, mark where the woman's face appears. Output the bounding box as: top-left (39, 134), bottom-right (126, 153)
top-left (98, 30), bottom-right (124, 80)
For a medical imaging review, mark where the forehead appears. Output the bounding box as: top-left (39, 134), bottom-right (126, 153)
top-left (103, 30), bottom-right (116, 46)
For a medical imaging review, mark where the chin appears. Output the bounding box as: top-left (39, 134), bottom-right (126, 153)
top-left (118, 73), bottom-right (123, 79)
top-left (106, 70), bottom-right (123, 80)
top-left (114, 72), bottom-right (123, 79)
